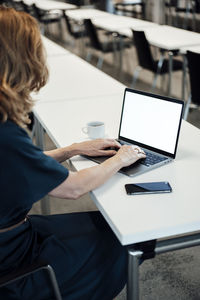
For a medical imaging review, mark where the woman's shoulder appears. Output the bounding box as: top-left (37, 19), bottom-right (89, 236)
top-left (0, 119), bottom-right (27, 132)
top-left (0, 120), bottom-right (29, 148)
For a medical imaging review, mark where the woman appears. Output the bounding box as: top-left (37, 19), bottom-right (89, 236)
top-left (0, 6), bottom-right (145, 300)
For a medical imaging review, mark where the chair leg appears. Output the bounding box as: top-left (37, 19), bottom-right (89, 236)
top-left (112, 35), bottom-right (120, 69)
top-left (151, 73), bottom-right (160, 91)
top-left (40, 24), bottom-right (45, 35)
top-left (86, 51), bottom-right (92, 62)
top-left (97, 54), bottom-right (104, 69)
top-left (161, 74), bottom-right (167, 92)
top-left (183, 94), bottom-right (192, 120)
top-left (79, 38), bottom-right (85, 57)
top-left (71, 38), bottom-right (76, 50)
top-left (131, 66), bottom-right (142, 88)
top-left (45, 265), bottom-right (62, 300)
top-left (151, 55), bottom-right (164, 91)
top-left (57, 20), bottom-right (62, 42)
top-left (31, 122), bottom-right (36, 140)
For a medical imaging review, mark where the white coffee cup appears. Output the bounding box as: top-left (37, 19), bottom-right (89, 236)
top-left (82, 121), bottom-right (105, 139)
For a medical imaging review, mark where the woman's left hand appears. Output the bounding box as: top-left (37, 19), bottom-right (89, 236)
top-left (76, 139), bottom-right (121, 157)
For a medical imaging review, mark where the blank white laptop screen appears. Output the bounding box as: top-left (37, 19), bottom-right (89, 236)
top-left (120, 91), bottom-right (183, 155)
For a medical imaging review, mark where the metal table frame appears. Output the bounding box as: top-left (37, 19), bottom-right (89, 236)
top-left (127, 232), bottom-right (200, 300)
top-left (34, 116), bottom-right (51, 215)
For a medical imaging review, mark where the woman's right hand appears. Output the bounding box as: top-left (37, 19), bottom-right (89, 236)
top-left (49, 144), bottom-right (146, 200)
top-left (114, 145), bottom-right (146, 168)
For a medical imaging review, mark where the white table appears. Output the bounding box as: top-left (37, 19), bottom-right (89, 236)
top-left (33, 94), bottom-right (123, 147)
top-left (33, 54), bottom-right (125, 104)
top-left (66, 8), bottom-right (159, 30)
top-left (34, 94), bottom-right (200, 300)
top-left (66, 8), bottom-right (114, 21)
top-left (93, 15), bottom-right (160, 32)
top-left (144, 25), bottom-right (200, 51)
top-left (72, 120), bottom-right (200, 245)
top-left (23, 0), bottom-right (77, 11)
top-left (180, 44), bottom-right (200, 55)
top-left (42, 36), bottom-right (71, 57)
top-left (118, 0), bottom-right (142, 4)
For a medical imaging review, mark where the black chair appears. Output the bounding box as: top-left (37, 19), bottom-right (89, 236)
top-left (9, 0), bottom-right (25, 11)
top-left (15, 0), bottom-right (36, 16)
top-left (0, 0), bottom-right (15, 8)
top-left (183, 50), bottom-right (200, 120)
top-left (63, 13), bottom-right (87, 52)
top-left (0, 262), bottom-right (62, 300)
top-left (131, 30), bottom-right (183, 91)
top-left (31, 4), bottom-right (63, 35)
top-left (83, 18), bottom-right (130, 69)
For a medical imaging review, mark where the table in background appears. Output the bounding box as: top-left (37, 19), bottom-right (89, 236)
top-left (23, 0), bottom-right (77, 11)
top-left (180, 44), bottom-right (200, 55)
top-left (66, 8), bottom-right (157, 29)
top-left (65, 10), bottom-right (199, 96)
top-left (119, 25), bottom-right (200, 95)
top-left (65, 9), bottom-right (160, 77)
top-left (66, 8), bottom-right (114, 21)
top-left (33, 54), bottom-right (125, 104)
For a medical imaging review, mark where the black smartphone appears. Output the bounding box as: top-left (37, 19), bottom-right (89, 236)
top-left (125, 181), bottom-right (172, 195)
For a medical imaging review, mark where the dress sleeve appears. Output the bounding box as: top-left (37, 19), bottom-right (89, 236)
top-left (2, 123), bottom-right (69, 207)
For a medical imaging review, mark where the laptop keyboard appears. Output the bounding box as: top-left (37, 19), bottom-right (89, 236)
top-left (140, 151), bottom-right (168, 167)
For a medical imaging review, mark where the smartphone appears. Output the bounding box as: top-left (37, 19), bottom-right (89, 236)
top-left (125, 181), bottom-right (172, 195)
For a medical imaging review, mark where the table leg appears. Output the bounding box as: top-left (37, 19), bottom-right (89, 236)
top-left (181, 54), bottom-right (187, 101)
top-left (119, 35), bottom-right (123, 76)
top-left (34, 117), bottom-right (44, 150)
top-left (127, 249), bottom-right (143, 300)
top-left (126, 233), bottom-right (200, 300)
top-left (167, 51), bottom-right (173, 96)
top-left (34, 116), bottom-right (51, 215)
top-left (40, 195), bottom-right (51, 215)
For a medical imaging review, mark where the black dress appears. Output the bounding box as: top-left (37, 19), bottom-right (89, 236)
top-left (0, 120), bottom-right (127, 300)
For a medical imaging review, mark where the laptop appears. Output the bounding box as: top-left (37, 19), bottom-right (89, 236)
top-left (83, 88), bottom-right (184, 177)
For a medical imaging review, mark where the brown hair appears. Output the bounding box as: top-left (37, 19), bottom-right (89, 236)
top-left (0, 6), bottom-right (48, 127)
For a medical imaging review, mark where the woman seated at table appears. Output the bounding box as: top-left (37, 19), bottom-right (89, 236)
top-left (0, 6), bottom-right (145, 300)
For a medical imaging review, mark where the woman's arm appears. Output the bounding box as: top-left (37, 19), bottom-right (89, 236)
top-left (48, 145), bottom-right (146, 199)
top-left (44, 139), bottom-right (121, 163)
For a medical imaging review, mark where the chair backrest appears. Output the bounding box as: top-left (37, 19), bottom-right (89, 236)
top-left (64, 14), bottom-right (75, 37)
top-left (1, 0), bottom-right (13, 7)
top-left (17, 0), bottom-right (29, 12)
top-left (186, 50), bottom-right (200, 105)
top-left (32, 3), bottom-right (45, 19)
top-left (194, 0), bottom-right (200, 13)
top-left (165, 0), bottom-right (178, 8)
top-left (83, 19), bottom-right (102, 51)
top-left (132, 30), bottom-right (156, 71)
top-left (26, 4), bottom-right (40, 19)
top-left (18, 2), bottom-right (36, 17)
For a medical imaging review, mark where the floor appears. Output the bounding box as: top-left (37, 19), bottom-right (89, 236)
top-left (30, 15), bottom-right (200, 300)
